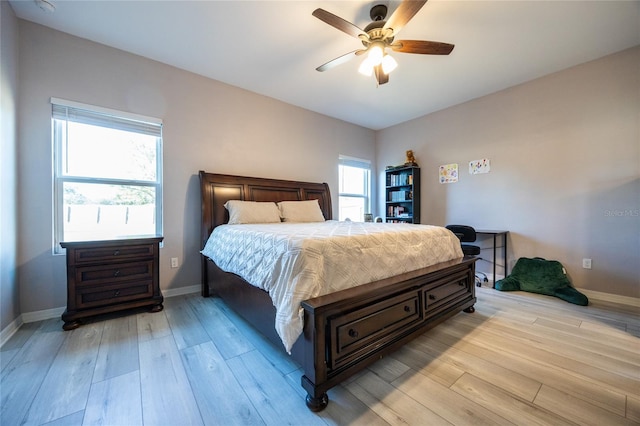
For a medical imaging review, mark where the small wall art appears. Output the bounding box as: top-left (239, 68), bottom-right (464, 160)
top-left (439, 163), bottom-right (458, 184)
top-left (469, 158), bottom-right (491, 174)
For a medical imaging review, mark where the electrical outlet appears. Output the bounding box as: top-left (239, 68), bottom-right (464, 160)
top-left (582, 258), bottom-right (592, 269)
top-left (171, 257), bottom-right (179, 268)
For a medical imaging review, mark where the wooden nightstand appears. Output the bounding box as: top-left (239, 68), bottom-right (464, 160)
top-left (60, 236), bottom-right (164, 330)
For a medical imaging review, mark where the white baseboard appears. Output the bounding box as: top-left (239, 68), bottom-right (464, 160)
top-left (1, 284), bottom-right (202, 348)
top-left (579, 289), bottom-right (640, 308)
top-left (163, 284), bottom-right (200, 298)
top-left (21, 306), bottom-right (66, 324)
top-left (0, 316), bottom-right (23, 349)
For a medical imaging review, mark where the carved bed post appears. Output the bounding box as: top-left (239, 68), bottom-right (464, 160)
top-left (300, 303), bottom-right (329, 411)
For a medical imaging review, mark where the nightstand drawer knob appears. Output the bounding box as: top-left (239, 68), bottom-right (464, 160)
top-left (429, 294), bottom-right (436, 300)
top-left (114, 290), bottom-right (121, 297)
top-left (114, 270), bottom-right (120, 277)
top-left (113, 250), bottom-right (120, 256)
top-left (348, 329), bottom-right (359, 338)
top-left (404, 305), bottom-right (411, 312)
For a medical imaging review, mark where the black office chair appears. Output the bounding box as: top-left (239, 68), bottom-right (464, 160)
top-left (446, 225), bottom-right (488, 286)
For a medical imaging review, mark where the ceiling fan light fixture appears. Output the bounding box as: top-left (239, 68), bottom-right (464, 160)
top-left (358, 58), bottom-right (374, 76)
top-left (368, 43), bottom-right (384, 65)
top-left (381, 54), bottom-right (398, 74)
top-left (359, 52), bottom-right (397, 79)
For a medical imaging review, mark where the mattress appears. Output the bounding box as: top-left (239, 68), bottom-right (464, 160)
top-left (201, 220), bottom-right (463, 352)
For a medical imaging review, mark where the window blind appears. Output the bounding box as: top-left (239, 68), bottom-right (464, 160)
top-left (51, 98), bottom-right (162, 137)
top-left (339, 156), bottom-right (371, 170)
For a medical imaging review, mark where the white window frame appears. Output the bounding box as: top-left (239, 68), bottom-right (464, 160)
top-left (338, 155), bottom-right (371, 221)
top-left (51, 98), bottom-right (163, 253)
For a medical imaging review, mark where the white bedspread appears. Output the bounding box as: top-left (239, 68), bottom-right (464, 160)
top-left (201, 220), bottom-right (463, 352)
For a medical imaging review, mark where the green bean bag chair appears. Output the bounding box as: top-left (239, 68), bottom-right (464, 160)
top-left (495, 257), bottom-right (588, 306)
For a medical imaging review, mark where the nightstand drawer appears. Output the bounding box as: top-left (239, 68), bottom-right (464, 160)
top-left (75, 261), bottom-right (153, 286)
top-left (76, 281), bottom-right (153, 308)
top-left (72, 244), bottom-right (156, 264)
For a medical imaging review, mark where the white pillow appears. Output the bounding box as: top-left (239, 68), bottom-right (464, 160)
top-left (224, 200), bottom-right (281, 224)
top-left (277, 200), bottom-right (326, 223)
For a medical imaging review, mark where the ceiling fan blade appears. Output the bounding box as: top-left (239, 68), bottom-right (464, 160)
top-left (312, 8), bottom-right (366, 39)
top-left (316, 50), bottom-right (364, 72)
top-left (391, 40), bottom-right (454, 55)
top-left (383, 0), bottom-right (427, 36)
top-left (374, 65), bottom-right (389, 85)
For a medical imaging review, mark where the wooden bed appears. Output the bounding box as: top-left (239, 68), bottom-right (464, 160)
top-left (199, 171), bottom-right (477, 411)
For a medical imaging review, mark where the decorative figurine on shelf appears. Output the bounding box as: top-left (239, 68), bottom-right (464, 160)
top-left (387, 150), bottom-right (419, 170)
top-left (404, 150), bottom-right (418, 167)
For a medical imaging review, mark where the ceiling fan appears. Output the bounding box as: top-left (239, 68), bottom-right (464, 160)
top-left (313, 0), bottom-right (454, 85)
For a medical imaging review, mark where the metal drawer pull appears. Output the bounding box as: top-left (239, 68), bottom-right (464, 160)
top-left (428, 294), bottom-right (436, 300)
top-left (114, 290), bottom-right (121, 297)
top-left (113, 250), bottom-right (120, 256)
top-left (459, 281), bottom-right (465, 286)
top-left (114, 270), bottom-right (120, 277)
top-left (348, 329), bottom-right (359, 338)
top-left (404, 305), bottom-right (411, 312)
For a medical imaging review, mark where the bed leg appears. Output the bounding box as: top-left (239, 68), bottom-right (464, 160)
top-left (463, 305), bottom-right (475, 313)
top-left (305, 393), bottom-right (328, 412)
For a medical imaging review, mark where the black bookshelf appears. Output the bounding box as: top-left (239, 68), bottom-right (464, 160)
top-left (385, 166), bottom-right (420, 223)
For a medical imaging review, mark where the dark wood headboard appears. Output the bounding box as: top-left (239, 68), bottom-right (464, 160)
top-left (199, 171), bottom-right (332, 249)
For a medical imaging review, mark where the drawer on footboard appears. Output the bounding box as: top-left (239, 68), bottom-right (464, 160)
top-left (424, 271), bottom-right (472, 315)
top-left (328, 291), bottom-right (422, 370)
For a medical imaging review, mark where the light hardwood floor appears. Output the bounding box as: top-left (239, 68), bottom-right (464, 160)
top-left (2, 286), bottom-right (639, 425)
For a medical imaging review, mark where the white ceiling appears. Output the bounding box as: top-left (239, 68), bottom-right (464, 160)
top-left (9, 0), bottom-right (640, 130)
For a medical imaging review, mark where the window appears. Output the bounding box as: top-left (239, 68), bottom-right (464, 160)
top-left (52, 98), bottom-right (163, 252)
top-left (338, 156), bottom-right (371, 221)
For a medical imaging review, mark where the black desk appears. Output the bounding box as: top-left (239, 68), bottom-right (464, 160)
top-left (475, 230), bottom-right (509, 287)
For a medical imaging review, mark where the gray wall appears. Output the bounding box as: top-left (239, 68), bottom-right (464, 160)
top-left (1, 1), bottom-right (19, 332)
top-left (377, 46), bottom-right (640, 299)
top-left (16, 21), bottom-right (375, 315)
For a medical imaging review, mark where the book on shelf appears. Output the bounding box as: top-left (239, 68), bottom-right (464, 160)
top-left (388, 173), bottom-right (413, 187)
top-left (387, 205), bottom-right (411, 217)
top-left (387, 190), bottom-right (412, 202)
